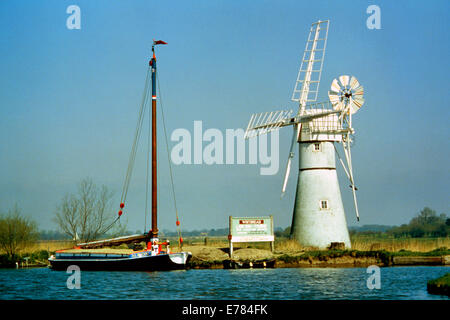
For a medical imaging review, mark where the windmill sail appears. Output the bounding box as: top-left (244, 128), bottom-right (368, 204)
top-left (244, 110), bottom-right (293, 139)
top-left (281, 124), bottom-right (301, 195)
top-left (292, 20), bottom-right (329, 112)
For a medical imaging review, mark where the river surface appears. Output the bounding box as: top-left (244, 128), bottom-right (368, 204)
top-left (0, 266), bottom-right (448, 300)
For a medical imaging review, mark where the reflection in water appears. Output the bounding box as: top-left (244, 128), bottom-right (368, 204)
top-left (0, 266), bottom-right (448, 300)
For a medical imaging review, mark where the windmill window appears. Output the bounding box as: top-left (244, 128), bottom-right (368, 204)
top-left (320, 200), bottom-right (329, 210)
top-left (313, 143), bottom-right (321, 151)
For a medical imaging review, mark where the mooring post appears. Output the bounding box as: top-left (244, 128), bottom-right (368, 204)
top-left (229, 215), bottom-right (233, 258)
top-left (270, 215), bottom-right (274, 252)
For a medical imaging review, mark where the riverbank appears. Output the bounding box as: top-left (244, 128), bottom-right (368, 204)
top-left (427, 273), bottom-right (450, 296)
top-left (0, 252), bottom-right (50, 269)
top-left (182, 245), bottom-right (450, 269)
top-left (2, 241), bottom-right (449, 269)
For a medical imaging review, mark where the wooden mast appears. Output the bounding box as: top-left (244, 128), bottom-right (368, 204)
top-left (149, 40), bottom-right (167, 240)
top-left (150, 43), bottom-right (158, 239)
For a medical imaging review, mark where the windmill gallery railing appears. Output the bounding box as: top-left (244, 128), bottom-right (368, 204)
top-left (299, 101), bottom-right (345, 134)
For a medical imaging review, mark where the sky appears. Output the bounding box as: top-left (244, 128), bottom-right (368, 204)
top-left (0, 0), bottom-right (449, 234)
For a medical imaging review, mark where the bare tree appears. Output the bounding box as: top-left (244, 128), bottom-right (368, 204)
top-left (55, 194), bottom-right (79, 240)
top-left (55, 178), bottom-right (124, 243)
top-left (0, 204), bottom-right (38, 260)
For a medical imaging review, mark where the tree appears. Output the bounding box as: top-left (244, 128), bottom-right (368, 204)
top-left (0, 205), bottom-right (38, 260)
top-left (410, 207), bottom-right (441, 225)
top-left (388, 207), bottom-right (448, 238)
top-left (55, 178), bottom-right (124, 243)
top-left (275, 226), bottom-right (291, 238)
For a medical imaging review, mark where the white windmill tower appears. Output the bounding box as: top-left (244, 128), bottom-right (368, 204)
top-left (244, 20), bottom-right (365, 249)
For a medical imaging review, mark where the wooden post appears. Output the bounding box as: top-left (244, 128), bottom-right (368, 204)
top-left (229, 215), bottom-right (233, 258)
top-left (270, 215), bottom-right (274, 252)
top-left (230, 241), bottom-right (233, 259)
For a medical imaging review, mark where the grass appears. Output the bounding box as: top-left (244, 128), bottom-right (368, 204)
top-left (276, 248), bottom-right (450, 266)
top-left (428, 273), bottom-right (450, 286)
top-left (0, 249), bottom-right (51, 268)
top-left (0, 240), bottom-right (74, 267)
top-left (1, 236), bottom-right (448, 268)
top-left (274, 236), bottom-right (450, 253)
top-left (23, 240), bottom-right (75, 252)
top-left (32, 236), bottom-right (450, 253)
top-left (1, 235), bottom-right (448, 268)
top-left (2, 236), bottom-right (449, 255)
top-left (273, 249), bottom-right (393, 266)
top-left (350, 235), bottom-right (450, 252)
top-left (427, 273), bottom-right (450, 296)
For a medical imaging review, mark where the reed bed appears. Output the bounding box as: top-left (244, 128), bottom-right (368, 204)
top-left (274, 239), bottom-right (308, 252)
top-left (6, 236), bottom-right (449, 255)
top-left (350, 236), bottom-right (449, 252)
top-left (187, 236), bottom-right (450, 253)
top-left (24, 240), bottom-right (74, 253)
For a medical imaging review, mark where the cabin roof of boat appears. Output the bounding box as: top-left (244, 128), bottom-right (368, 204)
top-left (57, 248), bottom-right (135, 255)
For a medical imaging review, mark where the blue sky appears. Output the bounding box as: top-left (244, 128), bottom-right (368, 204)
top-left (0, 0), bottom-right (449, 233)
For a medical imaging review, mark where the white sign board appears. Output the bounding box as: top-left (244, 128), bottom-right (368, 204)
top-left (228, 216), bottom-right (274, 257)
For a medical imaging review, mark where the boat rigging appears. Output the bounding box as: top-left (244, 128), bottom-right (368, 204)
top-left (48, 40), bottom-right (191, 271)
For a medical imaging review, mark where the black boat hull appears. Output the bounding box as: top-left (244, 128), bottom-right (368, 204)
top-left (48, 252), bottom-right (192, 271)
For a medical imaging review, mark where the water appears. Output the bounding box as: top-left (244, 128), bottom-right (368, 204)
top-left (0, 266), bottom-right (448, 300)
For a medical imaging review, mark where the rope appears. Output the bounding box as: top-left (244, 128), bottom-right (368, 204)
top-left (91, 67), bottom-right (152, 239)
top-left (120, 67), bottom-right (152, 205)
top-left (99, 63), bottom-right (183, 244)
top-left (157, 73), bottom-right (183, 248)
top-left (99, 67), bottom-right (152, 237)
top-left (100, 216), bottom-right (120, 235)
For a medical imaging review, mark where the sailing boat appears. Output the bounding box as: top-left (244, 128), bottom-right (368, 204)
top-left (49, 41), bottom-right (192, 271)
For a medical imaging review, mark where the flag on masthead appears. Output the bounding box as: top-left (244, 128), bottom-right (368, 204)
top-left (154, 40), bottom-right (167, 45)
